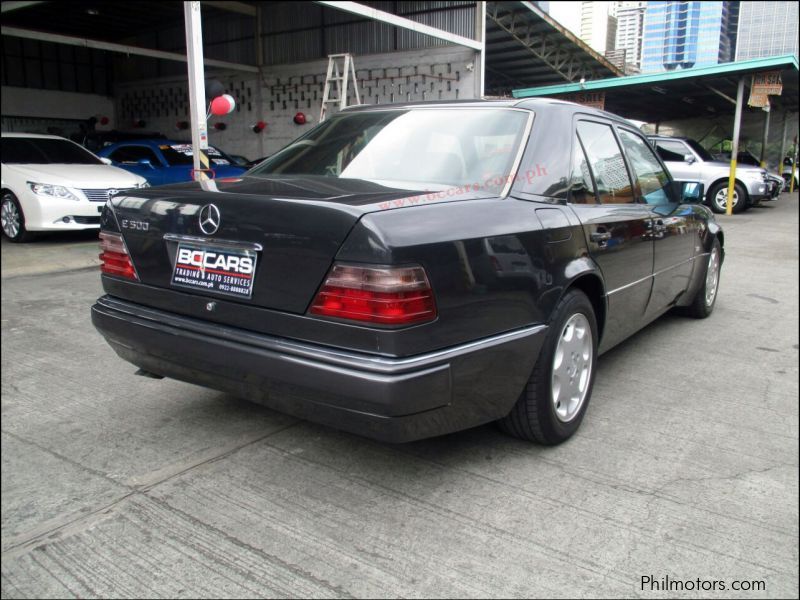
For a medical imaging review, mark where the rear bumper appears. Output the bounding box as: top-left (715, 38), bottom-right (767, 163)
top-left (92, 296), bottom-right (546, 442)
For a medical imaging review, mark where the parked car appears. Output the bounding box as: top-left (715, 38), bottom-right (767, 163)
top-left (713, 149), bottom-right (783, 199)
top-left (91, 99), bottom-right (723, 445)
top-left (649, 135), bottom-right (769, 213)
top-left (1, 133), bottom-right (149, 242)
top-left (97, 139), bottom-right (247, 186)
top-left (74, 130), bottom-right (167, 154)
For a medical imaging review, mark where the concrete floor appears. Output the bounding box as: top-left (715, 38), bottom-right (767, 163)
top-left (1, 196), bottom-right (798, 598)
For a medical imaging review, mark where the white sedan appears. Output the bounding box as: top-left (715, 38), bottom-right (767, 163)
top-left (1, 133), bottom-right (149, 242)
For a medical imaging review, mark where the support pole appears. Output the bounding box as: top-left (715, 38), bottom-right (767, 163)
top-left (791, 137), bottom-right (798, 194)
top-left (184, 1), bottom-right (210, 180)
top-left (778, 111), bottom-right (788, 178)
top-left (475, 0), bottom-right (486, 97)
top-left (759, 102), bottom-right (770, 168)
top-left (726, 77), bottom-right (745, 216)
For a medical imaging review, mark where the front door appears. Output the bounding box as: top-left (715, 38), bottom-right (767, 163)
top-left (567, 119), bottom-right (654, 353)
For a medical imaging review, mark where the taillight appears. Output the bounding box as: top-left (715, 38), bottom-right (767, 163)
top-left (310, 263), bottom-right (437, 325)
top-left (99, 232), bottom-right (138, 281)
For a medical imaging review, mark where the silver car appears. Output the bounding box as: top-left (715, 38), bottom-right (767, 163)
top-left (649, 136), bottom-right (769, 214)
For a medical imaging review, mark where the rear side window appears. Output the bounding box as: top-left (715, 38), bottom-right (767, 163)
top-left (654, 140), bottom-right (689, 162)
top-left (576, 121), bottom-right (635, 204)
top-left (618, 129), bottom-right (672, 205)
top-left (109, 145), bottom-right (160, 165)
top-left (568, 133), bottom-right (596, 204)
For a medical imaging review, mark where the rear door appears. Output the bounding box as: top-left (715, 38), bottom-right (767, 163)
top-left (568, 119), bottom-right (654, 352)
top-left (618, 128), bottom-right (696, 315)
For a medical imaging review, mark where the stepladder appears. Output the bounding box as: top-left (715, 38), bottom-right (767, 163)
top-left (320, 53), bottom-right (361, 122)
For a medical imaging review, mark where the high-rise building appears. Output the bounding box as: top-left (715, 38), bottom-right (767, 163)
top-left (544, 2), bottom-right (618, 54)
top-left (735, 1), bottom-right (798, 60)
top-left (640, 1), bottom-right (739, 72)
top-left (615, 1), bottom-right (647, 69)
top-left (580, 2), bottom-right (619, 54)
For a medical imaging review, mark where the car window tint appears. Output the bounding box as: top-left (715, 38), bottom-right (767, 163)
top-left (618, 129), bottom-right (672, 205)
top-left (576, 121), bottom-right (635, 204)
top-left (109, 145), bottom-right (160, 164)
top-left (654, 140), bottom-right (689, 162)
top-left (1, 137), bottom-right (101, 164)
top-left (568, 133), bottom-right (596, 204)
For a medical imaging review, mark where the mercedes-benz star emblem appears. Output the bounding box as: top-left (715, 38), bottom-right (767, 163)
top-left (198, 204), bottom-right (220, 235)
top-left (107, 189), bottom-right (119, 198)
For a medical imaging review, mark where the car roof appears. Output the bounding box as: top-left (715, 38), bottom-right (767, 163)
top-left (647, 135), bottom-right (692, 141)
top-left (1, 132), bottom-right (69, 140)
top-left (340, 97), bottom-right (640, 128)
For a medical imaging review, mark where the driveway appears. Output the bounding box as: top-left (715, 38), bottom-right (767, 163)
top-left (2, 197), bottom-right (798, 598)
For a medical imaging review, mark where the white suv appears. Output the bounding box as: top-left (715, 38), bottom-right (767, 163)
top-left (1, 133), bottom-right (149, 242)
top-left (649, 135), bottom-right (769, 214)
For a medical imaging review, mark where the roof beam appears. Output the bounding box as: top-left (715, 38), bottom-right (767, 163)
top-left (1, 25), bottom-right (259, 73)
top-left (1, 1), bottom-right (46, 13)
top-left (313, 1), bottom-right (482, 50)
top-left (202, 1), bottom-right (256, 17)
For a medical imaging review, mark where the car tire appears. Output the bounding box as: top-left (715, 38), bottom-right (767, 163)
top-left (707, 181), bottom-right (747, 214)
top-left (498, 289), bottom-right (598, 445)
top-left (1, 191), bottom-right (35, 243)
top-left (681, 237), bottom-right (722, 319)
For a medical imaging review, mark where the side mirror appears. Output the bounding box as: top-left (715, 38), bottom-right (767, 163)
top-left (100, 157), bottom-right (112, 165)
top-left (676, 181), bottom-right (704, 203)
top-left (137, 158), bottom-right (154, 168)
top-left (684, 154), bottom-right (696, 164)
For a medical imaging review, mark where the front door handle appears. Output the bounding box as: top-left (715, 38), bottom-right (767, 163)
top-left (590, 231), bottom-right (612, 243)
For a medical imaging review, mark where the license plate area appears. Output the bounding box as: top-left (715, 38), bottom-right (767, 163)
top-left (171, 243), bottom-right (258, 299)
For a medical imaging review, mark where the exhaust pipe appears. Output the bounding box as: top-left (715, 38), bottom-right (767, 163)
top-left (134, 368), bottom-right (164, 380)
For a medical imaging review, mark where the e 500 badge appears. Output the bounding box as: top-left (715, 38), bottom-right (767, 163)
top-left (171, 243), bottom-right (258, 299)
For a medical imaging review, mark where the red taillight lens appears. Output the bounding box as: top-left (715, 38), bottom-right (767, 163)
top-left (310, 264), bottom-right (437, 325)
top-left (99, 232), bottom-right (138, 281)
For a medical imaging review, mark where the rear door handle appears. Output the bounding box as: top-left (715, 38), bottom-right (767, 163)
top-left (590, 231), bottom-right (612, 243)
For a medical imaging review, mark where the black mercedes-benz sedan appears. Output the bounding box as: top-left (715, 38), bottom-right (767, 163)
top-left (92, 99), bottom-right (724, 445)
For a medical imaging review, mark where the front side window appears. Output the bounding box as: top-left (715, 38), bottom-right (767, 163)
top-left (576, 121), bottom-right (635, 204)
top-left (1, 137), bottom-right (102, 165)
top-left (110, 145), bottom-right (160, 165)
top-left (654, 140), bottom-right (690, 162)
top-left (618, 129), bottom-right (672, 205)
top-left (249, 108), bottom-right (530, 195)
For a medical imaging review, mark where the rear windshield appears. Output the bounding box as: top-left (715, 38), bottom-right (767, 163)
top-left (248, 108), bottom-right (530, 194)
top-left (1, 137), bottom-right (102, 164)
top-left (159, 144), bottom-right (233, 167)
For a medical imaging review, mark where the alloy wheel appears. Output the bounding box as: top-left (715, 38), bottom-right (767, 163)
top-left (1, 197), bottom-right (20, 239)
top-left (705, 246), bottom-right (720, 307)
top-left (551, 313), bottom-right (593, 422)
top-left (714, 188), bottom-right (738, 211)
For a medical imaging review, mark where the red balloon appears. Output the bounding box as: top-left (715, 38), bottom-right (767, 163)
top-left (210, 94), bottom-right (235, 116)
top-left (294, 112), bottom-right (306, 125)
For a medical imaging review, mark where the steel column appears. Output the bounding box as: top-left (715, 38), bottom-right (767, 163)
top-left (726, 77), bottom-right (745, 216)
top-left (184, 1), bottom-right (209, 179)
top-left (760, 102), bottom-right (770, 168)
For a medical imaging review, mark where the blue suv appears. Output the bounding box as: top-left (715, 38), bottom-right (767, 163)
top-left (98, 139), bottom-right (247, 186)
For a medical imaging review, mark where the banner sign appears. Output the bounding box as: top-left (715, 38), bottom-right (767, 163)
top-left (748, 71), bottom-right (782, 108)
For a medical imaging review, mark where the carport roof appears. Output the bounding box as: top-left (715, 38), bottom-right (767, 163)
top-left (485, 1), bottom-right (623, 93)
top-left (512, 54), bottom-right (800, 121)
